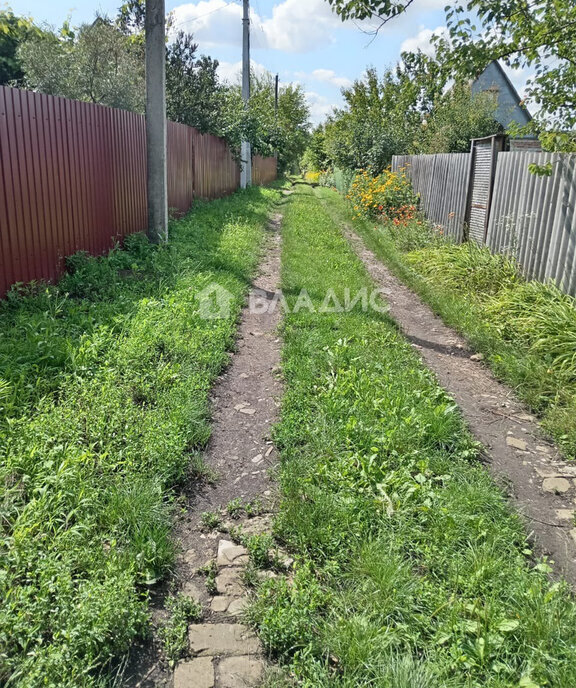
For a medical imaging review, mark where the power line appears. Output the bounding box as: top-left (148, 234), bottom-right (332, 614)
top-left (170, 0), bottom-right (239, 30)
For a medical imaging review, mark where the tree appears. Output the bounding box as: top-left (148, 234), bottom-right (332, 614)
top-left (413, 83), bottom-right (501, 154)
top-left (222, 72), bottom-right (310, 173)
top-left (326, 0), bottom-right (576, 149)
top-left (165, 31), bottom-right (223, 133)
top-left (321, 61), bottom-right (440, 172)
top-left (18, 16), bottom-right (145, 111)
top-left (0, 9), bottom-right (42, 85)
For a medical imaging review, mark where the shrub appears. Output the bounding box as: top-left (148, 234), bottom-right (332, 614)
top-left (346, 168), bottom-right (419, 222)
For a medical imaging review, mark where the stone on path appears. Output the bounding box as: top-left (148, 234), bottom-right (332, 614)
top-left (506, 436), bottom-right (528, 451)
top-left (215, 567), bottom-right (245, 596)
top-left (174, 657), bottom-right (214, 688)
top-left (217, 655), bottom-right (265, 687)
top-left (217, 540), bottom-right (249, 566)
top-left (542, 477), bottom-right (571, 494)
top-left (188, 624), bottom-right (260, 657)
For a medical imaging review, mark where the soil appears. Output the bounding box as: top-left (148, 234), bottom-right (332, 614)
top-left (344, 227), bottom-right (576, 586)
top-left (122, 211), bottom-right (284, 687)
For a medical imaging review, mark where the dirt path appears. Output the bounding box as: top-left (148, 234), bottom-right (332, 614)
top-left (125, 212), bottom-right (284, 688)
top-left (343, 225), bottom-right (576, 585)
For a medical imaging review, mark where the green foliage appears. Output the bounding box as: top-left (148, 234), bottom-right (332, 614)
top-left (225, 72), bottom-right (310, 173)
top-left (312, 58), bottom-right (502, 176)
top-left (413, 83), bottom-right (502, 154)
top-left (201, 510), bottom-right (223, 530)
top-left (246, 533), bottom-right (275, 569)
top-left (159, 594), bottom-right (202, 666)
top-left (165, 31), bottom-right (223, 135)
top-left (18, 15), bottom-right (145, 111)
top-left (0, 9), bottom-right (41, 85)
top-left (0, 185), bottom-right (280, 686)
top-left (251, 183), bottom-right (576, 687)
top-left (326, 0), bottom-right (576, 151)
top-left (344, 197), bottom-right (576, 460)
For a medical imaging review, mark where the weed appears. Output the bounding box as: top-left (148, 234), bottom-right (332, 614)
top-left (159, 594), bottom-right (202, 666)
top-left (199, 560), bottom-right (218, 595)
top-left (246, 533), bottom-right (276, 569)
top-left (245, 497), bottom-right (265, 517)
top-left (226, 498), bottom-right (244, 519)
top-left (201, 510), bottom-right (223, 531)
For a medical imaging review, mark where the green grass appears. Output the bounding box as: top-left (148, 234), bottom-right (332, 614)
top-left (249, 184), bottom-right (576, 687)
top-left (316, 186), bottom-right (576, 460)
top-left (0, 184), bottom-right (282, 687)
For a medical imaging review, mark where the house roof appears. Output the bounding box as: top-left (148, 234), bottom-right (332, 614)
top-left (472, 60), bottom-right (533, 122)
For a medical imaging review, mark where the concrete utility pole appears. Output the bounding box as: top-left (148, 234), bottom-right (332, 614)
top-left (274, 73), bottom-right (279, 123)
top-left (240, 0), bottom-right (252, 188)
top-left (145, 0), bottom-right (168, 243)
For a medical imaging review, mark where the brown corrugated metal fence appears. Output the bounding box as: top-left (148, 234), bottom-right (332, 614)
top-left (0, 85), bottom-right (276, 297)
top-left (252, 154), bottom-right (277, 186)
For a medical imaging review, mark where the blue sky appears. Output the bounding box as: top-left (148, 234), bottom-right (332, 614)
top-left (7, 0), bottom-right (528, 124)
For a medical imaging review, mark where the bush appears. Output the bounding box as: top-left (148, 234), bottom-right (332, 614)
top-left (346, 168), bottom-right (419, 222)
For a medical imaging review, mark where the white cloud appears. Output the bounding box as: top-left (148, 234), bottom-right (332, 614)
top-left (171, 0), bottom-right (342, 53)
top-left (308, 69), bottom-right (352, 88)
top-left (170, 0), bottom-right (243, 49)
top-left (305, 91), bottom-right (337, 124)
top-left (400, 25), bottom-right (448, 56)
top-left (260, 0), bottom-right (342, 52)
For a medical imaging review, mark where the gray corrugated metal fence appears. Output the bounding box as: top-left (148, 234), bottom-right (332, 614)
top-left (392, 153), bottom-right (470, 240)
top-left (486, 152), bottom-right (576, 295)
top-left (393, 150), bottom-right (576, 296)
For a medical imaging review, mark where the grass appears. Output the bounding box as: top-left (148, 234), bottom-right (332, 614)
top-left (316, 186), bottom-right (576, 460)
top-left (249, 184), bottom-right (576, 687)
top-left (159, 594), bottom-right (203, 667)
top-left (0, 184), bottom-right (282, 686)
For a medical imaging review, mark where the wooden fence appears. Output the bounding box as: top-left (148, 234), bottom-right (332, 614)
top-left (0, 85), bottom-right (276, 297)
top-left (393, 150), bottom-right (576, 296)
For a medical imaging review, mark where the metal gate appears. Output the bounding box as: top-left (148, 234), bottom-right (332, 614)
top-left (465, 135), bottom-right (506, 242)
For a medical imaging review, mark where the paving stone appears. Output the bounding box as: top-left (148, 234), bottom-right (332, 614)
top-left (174, 656), bottom-right (214, 688)
top-left (227, 596), bottom-right (249, 616)
top-left (189, 623), bottom-right (260, 657)
top-left (217, 540), bottom-right (249, 566)
top-left (239, 407), bottom-right (256, 415)
top-left (555, 509), bottom-right (575, 521)
top-left (506, 436), bottom-right (528, 451)
top-left (211, 596), bottom-right (233, 613)
top-left (534, 466), bottom-right (560, 479)
top-left (542, 477), bottom-right (571, 494)
top-left (217, 655), bottom-right (265, 687)
top-left (215, 567), bottom-right (245, 596)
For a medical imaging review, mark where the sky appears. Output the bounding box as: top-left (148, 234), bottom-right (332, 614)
top-left (7, 0), bottom-right (530, 124)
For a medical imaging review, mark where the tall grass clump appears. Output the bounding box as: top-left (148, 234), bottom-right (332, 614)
top-left (249, 184), bottom-right (576, 688)
top-left (0, 185), bottom-right (281, 686)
